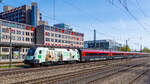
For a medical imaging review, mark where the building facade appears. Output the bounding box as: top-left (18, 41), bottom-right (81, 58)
top-left (0, 2), bottom-right (42, 26)
top-left (84, 40), bottom-right (122, 51)
top-left (0, 3), bottom-right (84, 60)
top-left (36, 25), bottom-right (84, 48)
top-left (0, 19), bottom-right (35, 59)
top-left (0, 19), bottom-right (84, 60)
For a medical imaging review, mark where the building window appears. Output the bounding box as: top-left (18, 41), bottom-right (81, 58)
top-left (2, 21), bottom-right (7, 26)
top-left (17, 36), bottom-right (21, 40)
top-left (55, 39), bottom-right (57, 42)
top-left (55, 34), bottom-right (57, 37)
top-left (2, 28), bottom-right (6, 32)
top-left (45, 32), bottom-right (50, 36)
top-left (59, 34), bottom-right (61, 38)
top-left (31, 33), bottom-right (34, 36)
top-left (58, 40), bottom-right (61, 43)
top-left (17, 24), bottom-right (21, 28)
top-left (22, 48), bottom-right (24, 52)
top-left (51, 39), bottom-right (54, 42)
top-left (22, 31), bottom-right (24, 35)
top-left (11, 30), bottom-right (15, 34)
top-left (11, 36), bottom-right (15, 40)
top-left (62, 35), bottom-right (64, 38)
top-left (46, 38), bottom-right (50, 41)
top-left (8, 22), bottom-right (11, 27)
top-left (26, 38), bottom-right (30, 41)
top-left (22, 37), bottom-right (24, 41)
top-left (22, 25), bottom-right (26, 29)
top-left (17, 30), bottom-right (21, 35)
top-left (26, 32), bottom-right (29, 36)
top-left (2, 48), bottom-right (9, 52)
top-left (51, 33), bottom-right (54, 37)
top-left (12, 23), bottom-right (15, 27)
top-left (2, 35), bottom-right (5, 39)
top-left (6, 28), bottom-right (9, 33)
top-left (31, 38), bottom-right (34, 42)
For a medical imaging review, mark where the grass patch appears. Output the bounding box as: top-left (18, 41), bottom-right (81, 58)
top-left (0, 65), bottom-right (17, 68)
top-left (0, 65), bottom-right (25, 68)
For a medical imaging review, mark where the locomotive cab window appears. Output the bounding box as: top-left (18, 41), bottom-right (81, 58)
top-left (39, 50), bottom-right (42, 54)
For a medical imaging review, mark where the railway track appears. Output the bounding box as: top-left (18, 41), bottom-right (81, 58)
top-left (19, 63), bottom-right (145, 84)
top-left (10, 57), bottom-right (149, 84)
top-left (0, 57), bottom-right (143, 73)
top-left (0, 58), bottom-right (125, 75)
top-left (0, 60), bottom-right (126, 84)
top-left (127, 67), bottom-right (150, 84)
top-left (0, 57), bottom-right (149, 84)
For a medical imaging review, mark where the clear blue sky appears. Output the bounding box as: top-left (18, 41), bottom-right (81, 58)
top-left (1, 0), bottom-right (150, 50)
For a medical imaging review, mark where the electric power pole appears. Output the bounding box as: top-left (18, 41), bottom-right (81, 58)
top-left (126, 40), bottom-right (128, 52)
top-left (140, 45), bottom-right (142, 52)
top-left (9, 27), bottom-right (12, 68)
top-left (94, 29), bottom-right (96, 48)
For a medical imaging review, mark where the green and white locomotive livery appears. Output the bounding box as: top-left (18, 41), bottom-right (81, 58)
top-left (24, 47), bottom-right (80, 66)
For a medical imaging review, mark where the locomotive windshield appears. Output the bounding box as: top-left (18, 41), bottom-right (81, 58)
top-left (27, 48), bottom-right (36, 56)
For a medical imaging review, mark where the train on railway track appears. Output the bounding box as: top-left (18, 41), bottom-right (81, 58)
top-left (24, 47), bottom-right (150, 66)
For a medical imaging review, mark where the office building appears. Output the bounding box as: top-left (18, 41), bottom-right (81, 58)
top-left (0, 19), bottom-right (35, 59)
top-left (0, 2), bottom-right (42, 26)
top-left (36, 24), bottom-right (84, 48)
top-left (84, 40), bottom-right (122, 51)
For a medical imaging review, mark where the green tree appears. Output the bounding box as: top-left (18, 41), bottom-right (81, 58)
top-left (120, 45), bottom-right (131, 52)
top-left (141, 47), bottom-right (150, 53)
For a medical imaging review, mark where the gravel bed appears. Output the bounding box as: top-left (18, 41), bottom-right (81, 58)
top-left (0, 57), bottom-right (149, 84)
top-left (87, 59), bottom-right (150, 84)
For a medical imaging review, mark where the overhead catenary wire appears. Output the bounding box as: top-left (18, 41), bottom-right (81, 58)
top-left (106, 0), bottom-right (149, 49)
top-left (62, 0), bottom-right (122, 37)
top-left (108, 0), bottom-right (150, 35)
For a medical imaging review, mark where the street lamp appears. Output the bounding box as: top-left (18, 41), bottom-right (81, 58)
top-left (9, 27), bottom-right (12, 68)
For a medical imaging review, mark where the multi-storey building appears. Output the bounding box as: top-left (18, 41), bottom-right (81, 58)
top-left (0, 2), bottom-right (41, 26)
top-left (0, 3), bottom-right (84, 60)
top-left (0, 19), bottom-right (84, 60)
top-left (36, 25), bottom-right (84, 48)
top-left (0, 19), bottom-right (35, 59)
top-left (84, 40), bottom-right (122, 51)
